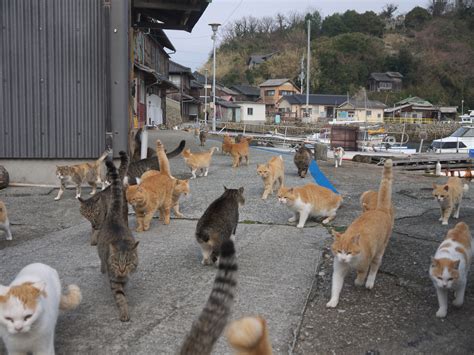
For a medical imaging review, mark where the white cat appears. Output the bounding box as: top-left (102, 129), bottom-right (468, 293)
top-left (334, 147), bottom-right (344, 168)
top-left (0, 263), bottom-right (82, 354)
top-left (429, 222), bottom-right (472, 318)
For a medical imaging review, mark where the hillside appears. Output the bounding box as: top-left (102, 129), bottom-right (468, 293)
top-left (201, 5), bottom-right (474, 109)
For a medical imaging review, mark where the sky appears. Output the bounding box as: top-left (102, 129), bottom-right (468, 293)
top-left (165, 0), bottom-right (428, 72)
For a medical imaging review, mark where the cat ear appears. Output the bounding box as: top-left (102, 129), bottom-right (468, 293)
top-left (288, 188), bottom-right (294, 193)
top-left (351, 234), bottom-right (360, 244)
top-left (444, 185), bottom-right (449, 191)
top-left (32, 281), bottom-right (46, 293)
top-left (132, 241), bottom-right (139, 250)
top-left (223, 186), bottom-right (228, 191)
top-left (0, 285), bottom-right (10, 297)
top-left (431, 257), bottom-right (439, 267)
top-left (432, 183), bottom-right (437, 189)
top-left (331, 231), bottom-right (341, 239)
top-left (238, 187), bottom-right (244, 194)
top-left (452, 260), bottom-right (460, 270)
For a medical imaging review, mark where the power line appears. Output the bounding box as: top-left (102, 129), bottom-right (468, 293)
top-left (222, 0), bottom-right (244, 26)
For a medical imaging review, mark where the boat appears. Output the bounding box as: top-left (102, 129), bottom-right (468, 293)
top-left (460, 110), bottom-right (474, 124)
top-left (429, 126), bottom-right (474, 153)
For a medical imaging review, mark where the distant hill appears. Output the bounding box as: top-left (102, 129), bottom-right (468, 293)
top-left (201, 4), bottom-right (474, 109)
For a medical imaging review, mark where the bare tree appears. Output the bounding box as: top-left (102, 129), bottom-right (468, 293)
top-left (380, 3), bottom-right (399, 19)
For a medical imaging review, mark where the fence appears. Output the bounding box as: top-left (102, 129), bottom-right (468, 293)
top-left (384, 117), bottom-right (435, 124)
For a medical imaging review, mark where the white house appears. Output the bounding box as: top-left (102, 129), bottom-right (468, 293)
top-left (236, 102), bottom-right (266, 123)
top-left (336, 98), bottom-right (387, 123)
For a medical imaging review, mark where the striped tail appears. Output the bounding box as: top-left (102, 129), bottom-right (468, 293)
top-left (118, 151), bottom-right (129, 180)
top-left (105, 160), bottom-right (123, 215)
top-left (376, 159), bottom-right (393, 213)
top-left (179, 240), bottom-right (237, 355)
top-left (95, 148), bottom-right (111, 166)
top-left (59, 284), bottom-right (82, 311)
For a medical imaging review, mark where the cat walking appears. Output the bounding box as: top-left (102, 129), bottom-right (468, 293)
top-left (293, 145), bottom-right (312, 178)
top-left (0, 200), bottom-right (12, 241)
top-left (182, 147), bottom-right (219, 179)
top-left (429, 222), bottom-right (472, 318)
top-left (333, 147), bottom-right (345, 168)
top-left (257, 156), bottom-right (285, 200)
top-left (0, 263), bottom-right (81, 355)
top-left (327, 159), bottom-right (394, 308)
top-left (432, 177), bottom-right (469, 225)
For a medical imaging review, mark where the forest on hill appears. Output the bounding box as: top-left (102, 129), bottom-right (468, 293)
top-left (201, 1), bottom-right (474, 109)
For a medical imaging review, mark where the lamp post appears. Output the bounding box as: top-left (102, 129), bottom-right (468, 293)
top-left (461, 99), bottom-right (464, 116)
top-left (209, 23), bottom-right (221, 132)
top-left (204, 69), bottom-right (209, 126)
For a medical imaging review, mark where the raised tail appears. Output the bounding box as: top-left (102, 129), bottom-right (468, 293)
top-left (179, 240), bottom-right (237, 355)
top-left (226, 316), bottom-right (272, 355)
top-left (95, 148), bottom-right (111, 166)
top-left (209, 147), bottom-right (219, 155)
top-left (156, 140), bottom-right (171, 177)
top-left (118, 151), bottom-right (130, 180)
top-left (376, 159), bottom-right (393, 213)
top-left (166, 140), bottom-right (186, 159)
top-left (105, 160), bottom-right (123, 214)
top-left (59, 284), bottom-right (82, 311)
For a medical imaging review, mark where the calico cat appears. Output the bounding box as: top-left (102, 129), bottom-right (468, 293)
top-left (326, 159), bottom-right (393, 308)
top-left (222, 134), bottom-right (234, 155)
top-left (126, 140), bottom-right (177, 231)
top-left (432, 177), bottom-right (469, 225)
top-left (360, 189), bottom-right (395, 223)
top-left (179, 240), bottom-right (237, 355)
top-left (278, 183), bottom-right (342, 228)
top-left (0, 263), bottom-right (81, 355)
top-left (429, 222), bottom-right (472, 318)
top-left (199, 130), bottom-right (208, 146)
top-left (125, 139), bottom-right (185, 185)
top-left (257, 155), bottom-right (285, 200)
top-left (97, 160), bottom-right (139, 322)
top-left (182, 147), bottom-right (219, 179)
top-left (196, 187), bottom-right (244, 265)
top-left (78, 151), bottom-right (129, 246)
top-left (55, 148), bottom-right (110, 200)
top-left (230, 137), bottom-right (252, 168)
top-left (333, 147), bottom-right (345, 168)
top-left (226, 316), bottom-right (273, 355)
top-left (293, 145), bottom-right (312, 178)
top-left (0, 200), bottom-right (12, 241)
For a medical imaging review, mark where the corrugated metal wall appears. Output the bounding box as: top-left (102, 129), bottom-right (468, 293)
top-left (0, 0), bottom-right (107, 158)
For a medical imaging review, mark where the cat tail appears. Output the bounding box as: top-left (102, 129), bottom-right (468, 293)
top-left (376, 159), bottom-right (393, 213)
top-left (95, 148), bottom-right (111, 166)
top-left (59, 284), bottom-right (82, 311)
top-left (179, 240), bottom-right (237, 355)
top-left (166, 140), bottom-right (186, 159)
top-left (226, 316), bottom-right (272, 355)
top-left (105, 160), bottom-right (123, 213)
top-left (118, 151), bottom-right (129, 180)
top-left (209, 147), bottom-right (219, 155)
top-left (156, 140), bottom-right (172, 177)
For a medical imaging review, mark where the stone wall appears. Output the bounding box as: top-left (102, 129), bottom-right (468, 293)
top-left (165, 98), bottom-right (182, 128)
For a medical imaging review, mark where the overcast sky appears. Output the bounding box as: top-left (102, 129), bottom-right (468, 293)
top-left (165, 0), bottom-right (428, 72)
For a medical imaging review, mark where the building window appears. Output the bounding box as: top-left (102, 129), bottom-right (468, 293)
top-left (280, 90), bottom-right (293, 96)
top-left (366, 110), bottom-right (372, 117)
top-left (378, 113), bottom-right (381, 118)
top-left (247, 107), bottom-right (253, 115)
top-left (265, 90), bottom-right (275, 97)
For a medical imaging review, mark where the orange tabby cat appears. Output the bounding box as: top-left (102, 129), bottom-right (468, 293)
top-left (230, 137), bottom-right (252, 168)
top-left (327, 159), bottom-right (393, 308)
top-left (277, 183), bottom-right (342, 227)
top-left (226, 316), bottom-right (273, 355)
top-left (222, 134), bottom-right (234, 155)
top-left (257, 155), bottom-right (285, 200)
top-left (432, 177), bottom-right (469, 225)
top-left (182, 147), bottom-right (219, 179)
top-left (360, 189), bottom-right (395, 223)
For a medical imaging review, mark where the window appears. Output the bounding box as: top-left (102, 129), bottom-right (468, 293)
top-left (247, 107), bottom-right (253, 115)
top-left (265, 90), bottom-right (275, 97)
top-left (378, 113), bottom-right (381, 118)
top-left (366, 110), bottom-right (372, 117)
top-left (280, 90), bottom-right (293, 96)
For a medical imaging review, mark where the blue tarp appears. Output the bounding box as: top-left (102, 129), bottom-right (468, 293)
top-left (309, 160), bottom-right (339, 194)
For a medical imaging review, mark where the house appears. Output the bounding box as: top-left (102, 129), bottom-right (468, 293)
top-left (384, 96), bottom-right (458, 121)
top-left (230, 85), bottom-right (261, 102)
top-left (216, 101), bottom-right (265, 123)
top-left (258, 79), bottom-right (300, 115)
top-left (277, 94), bottom-right (348, 122)
top-left (336, 98), bottom-right (387, 123)
top-left (216, 100), bottom-right (241, 122)
top-left (247, 52), bottom-right (276, 69)
top-left (168, 61), bottom-right (201, 122)
top-left (368, 72), bottom-right (403, 92)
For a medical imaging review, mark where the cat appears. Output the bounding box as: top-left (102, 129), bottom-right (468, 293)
top-left (97, 160), bottom-right (139, 322)
top-left (226, 316), bottom-right (273, 355)
top-left (125, 139), bottom-right (185, 185)
top-left (222, 134), bottom-right (234, 155)
top-left (196, 186), bottom-right (245, 265)
top-left (326, 159), bottom-right (393, 308)
top-left (182, 147), bottom-right (219, 179)
top-left (199, 130), bottom-right (208, 146)
top-left (278, 183), bottom-right (342, 228)
top-left (79, 151), bottom-right (129, 246)
top-left (333, 147), bottom-right (345, 168)
top-left (179, 240), bottom-right (237, 355)
top-left (432, 177), bottom-right (469, 225)
top-left (126, 140), bottom-right (177, 231)
top-left (0, 263), bottom-right (81, 355)
top-left (230, 137), bottom-right (252, 168)
top-left (429, 222), bottom-right (472, 318)
top-left (293, 145), bottom-right (312, 178)
top-left (55, 148), bottom-right (110, 200)
top-left (0, 200), bottom-right (12, 241)
top-left (360, 189), bottom-right (395, 224)
top-left (257, 155), bottom-right (285, 200)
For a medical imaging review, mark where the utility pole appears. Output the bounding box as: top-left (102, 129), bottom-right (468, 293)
top-left (204, 69), bottom-right (208, 126)
top-left (209, 23), bottom-right (221, 132)
top-left (299, 55), bottom-right (305, 94)
top-left (305, 19), bottom-right (311, 120)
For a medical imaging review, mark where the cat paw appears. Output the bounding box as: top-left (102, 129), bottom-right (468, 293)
top-left (54, 196), bottom-right (60, 201)
top-left (322, 218), bottom-right (331, 224)
top-left (119, 313), bottom-right (130, 322)
top-left (442, 221), bottom-right (448, 225)
top-left (438, 217), bottom-right (443, 221)
top-left (354, 278), bottom-right (365, 287)
top-left (288, 216), bottom-right (296, 222)
top-left (296, 224), bottom-right (305, 229)
top-left (326, 299), bottom-right (339, 308)
top-left (136, 227), bottom-right (144, 232)
top-left (453, 299), bottom-right (464, 307)
top-left (175, 213), bottom-right (184, 218)
top-left (261, 195), bottom-right (268, 200)
top-left (436, 309), bottom-right (447, 318)
top-left (365, 280), bottom-right (375, 289)
top-left (75, 194), bottom-right (81, 199)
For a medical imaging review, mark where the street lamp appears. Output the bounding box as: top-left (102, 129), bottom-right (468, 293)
top-left (209, 23), bottom-right (221, 132)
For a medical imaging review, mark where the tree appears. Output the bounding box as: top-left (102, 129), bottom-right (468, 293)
top-left (429, 0), bottom-right (450, 16)
top-left (304, 10), bottom-right (322, 37)
top-left (380, 3), bottom-right (399, 19)
top-left (321, 14), bottom-right (347, 36)
top-left (405, 6), bottom-right (431, 30)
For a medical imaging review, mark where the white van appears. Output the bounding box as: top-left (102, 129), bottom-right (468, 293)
top-left (429, 126), bottom-right (474, 153)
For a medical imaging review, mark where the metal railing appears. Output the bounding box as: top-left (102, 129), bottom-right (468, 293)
top-left (384, 117), bottom-right (435, 124)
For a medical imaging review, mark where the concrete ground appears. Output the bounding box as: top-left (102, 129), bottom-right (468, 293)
top-left (0, 130), bottom-right (473, 354)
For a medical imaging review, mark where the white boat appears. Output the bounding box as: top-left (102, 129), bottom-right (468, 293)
top-left (429, 126), bottom-right (474, 153)
top-left (460, 110), bottom-right (474, 124)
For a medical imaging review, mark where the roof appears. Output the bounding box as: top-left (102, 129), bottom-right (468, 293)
top-left (230, 85), bottom-right (260, 97)
top-left (386, 71), bottom-right (403, 78)
top-left (259, 78), bottom-right (295, 87)
top-left (132, 0), bottom-right (210, 33)
top-left (279, 94), bottom-right (347, 106)
top-left (247, 52), bottom-right (276, 65)
top-left (338, 98), bottom-right (387, 110)
top-left (396, 96), bottom-right (432, 106)
top-left (216, 84), bottom-right (239, 96)
top-left (149, 29), bottom-right (175, 51)
top-left (190, 80), bottom-right (203, 89)
top-left (169, 61), bottom-right (196, 80)
top-left (369, 72), bottom-right (403, 81)
top-left (217, 99), bottom-right (240, 108)
top-left (193, 71), bottom-right (206, 84)
top-left (134, 61), bottom-right (178, 90)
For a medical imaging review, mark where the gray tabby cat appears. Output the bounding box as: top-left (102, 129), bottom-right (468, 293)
top-left (78, 151), bottom-right (129, 246)
top-left (179, 239), bottom-right (237, 355)
top-left (196, 187), bottom-right (244, 265)
top-left (293, 145), bottom-right (312, 178)
top-left (97, 160), bottom-right (139, 322)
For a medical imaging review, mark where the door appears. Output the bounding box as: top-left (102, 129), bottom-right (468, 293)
top-left (147, 94), bottom-right (163, 126)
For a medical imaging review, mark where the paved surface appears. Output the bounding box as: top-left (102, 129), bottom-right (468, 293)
top-left (1, 129), bottom-right (473, 354)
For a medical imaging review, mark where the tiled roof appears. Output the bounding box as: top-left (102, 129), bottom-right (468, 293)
top-left (339, 98), bottom-right (387, 109)
top-left (281, 94), bottom-right (348, 106)
top-left (259, 78), bottom-right (293, 87)
top-left (169, 61), bottom-right (193, 75)
top-left (230, 85), bottom-right (260, 96)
